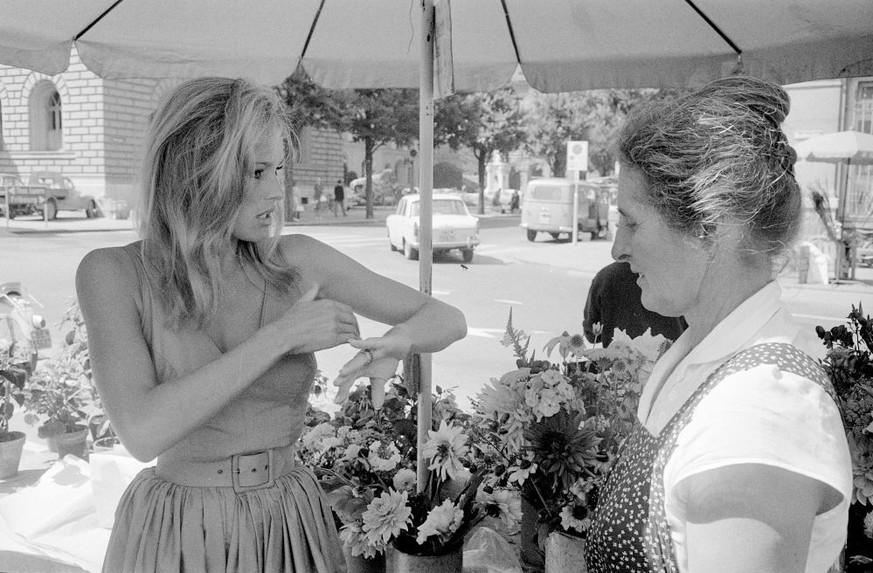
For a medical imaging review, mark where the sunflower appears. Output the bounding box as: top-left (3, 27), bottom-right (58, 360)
top-left (524, 410), bottom-right (601, 492)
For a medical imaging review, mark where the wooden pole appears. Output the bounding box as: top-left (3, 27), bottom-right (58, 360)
top-left (416, 0), bottom-right (434, 494)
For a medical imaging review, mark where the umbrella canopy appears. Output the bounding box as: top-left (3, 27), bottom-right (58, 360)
top-left (794, 130), bottom-right (873, 166)
top-left (2, 0), bottom-right (873, 92)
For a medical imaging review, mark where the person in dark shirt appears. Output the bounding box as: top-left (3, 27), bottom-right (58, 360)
top-left (583, 260), bottom-right (686, 347)
top-left (333, 180), bottom-right (346, 217)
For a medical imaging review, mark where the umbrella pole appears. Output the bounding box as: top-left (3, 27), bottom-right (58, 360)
top-left (835, 158), bottom-right (851, 281)
top-left (416, 0), bottom-right (435, 494)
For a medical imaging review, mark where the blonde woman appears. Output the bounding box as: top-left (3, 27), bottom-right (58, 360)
top-left (76, 77), bottom-right (466, 573)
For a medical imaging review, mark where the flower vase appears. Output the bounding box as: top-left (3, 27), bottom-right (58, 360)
top-left (342, 544), bottom-right (386, 573)
top-left (55, 425), bottom-right (89, 460)
top-left (0, 431), bottom-right (26, 479)
top-left (520, 497), bottom-right (545, 568)
top-left (544, 530), bottom-right (587, 573)
top-left (387, 545), bottom-right (462, 573)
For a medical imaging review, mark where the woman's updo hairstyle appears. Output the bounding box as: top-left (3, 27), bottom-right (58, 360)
top-left (615, 75), bottom-right (801, 262)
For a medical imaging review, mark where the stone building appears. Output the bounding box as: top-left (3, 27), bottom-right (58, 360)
top-left (0, 48), bottom-right (345, 217)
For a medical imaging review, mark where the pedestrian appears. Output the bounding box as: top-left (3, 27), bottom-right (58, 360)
top-left (333, 179), bottom-right (346, 217)
top-left (75, 76), bottom-right (467, 573)
top-left (290, 179), bottom-right (304, 221)
top-left (509, 189), bottom-right (520, 214)
top-left (313, 177), bottom-right (325, 219)
top-left (583, 260), bottom-right (686, 347)
top-left (584, 76), bottom-right (850, 572)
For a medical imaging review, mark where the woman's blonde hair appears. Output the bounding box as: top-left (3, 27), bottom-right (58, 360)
top-left (616, 76), bottom-right (801, 265)
top-left (138, 77), bottom-right (298, 328)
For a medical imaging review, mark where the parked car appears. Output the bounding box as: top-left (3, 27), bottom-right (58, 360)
top-left (27, 171), bottom-right (101, 220)
top-left (0, 282), bottom-right (51, 370)
top-left (0, 173), bottom-right (48, 219)
top-left (386, 193), bottom-right (480, 263)
top-left (521, 178), bottom-right (610, 241)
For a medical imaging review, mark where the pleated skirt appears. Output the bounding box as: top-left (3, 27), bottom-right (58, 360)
top-left (102, 465), bottom-right (345, 573)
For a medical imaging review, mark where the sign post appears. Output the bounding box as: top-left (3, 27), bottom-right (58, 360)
top-left (566, 141), bottom-right (588, 244)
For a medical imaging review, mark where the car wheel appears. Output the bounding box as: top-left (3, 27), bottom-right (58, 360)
top-left (461, 248), bottom-right (474, 263)
top-left (8, 210), bottom-right (15, 220)
top-left (86, 200), bottom-right (99, 218)
top-left (45, 199), bottom-right (58, 221)
top-left (590, 231), bottom-right (599, 241)
top-left (403, 240), bottom-right (419, 260)
top-left (526, 229), bottom-right (537, 242)
top-left (550, 232), bottom-right (561, 240)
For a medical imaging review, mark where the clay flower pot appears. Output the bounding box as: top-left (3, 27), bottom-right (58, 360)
top-left (0, 431), bottom-right (26, 479)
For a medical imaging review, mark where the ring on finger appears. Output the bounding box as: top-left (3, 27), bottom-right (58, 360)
top-left (358, 348), bottom-right (375, 366)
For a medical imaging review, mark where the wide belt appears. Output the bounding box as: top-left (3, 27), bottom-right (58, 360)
top-left (155, 444), bottom-right (298, 493)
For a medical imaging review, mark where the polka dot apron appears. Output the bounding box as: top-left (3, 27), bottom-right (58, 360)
top-left (584, 343), bottom-right (836, 572)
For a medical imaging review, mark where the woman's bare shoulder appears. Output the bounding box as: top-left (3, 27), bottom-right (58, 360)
top-left (76, 242), bottom-right (142, 295)
top-left (275, 233), bottom-right (335, 267)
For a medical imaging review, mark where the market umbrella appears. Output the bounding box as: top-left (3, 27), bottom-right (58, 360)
top-left (3, 0), bottom-right (873, 485)
top-left (795, 130), bottom-right (873, 280)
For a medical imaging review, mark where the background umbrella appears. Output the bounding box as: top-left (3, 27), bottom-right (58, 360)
top-left (3, 0), bottom-right (873, 486)
top-left (795, 130), bottom-right (873, 281)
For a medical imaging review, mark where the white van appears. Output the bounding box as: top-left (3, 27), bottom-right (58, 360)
top-left (520, 178), bottom-right (610, 241)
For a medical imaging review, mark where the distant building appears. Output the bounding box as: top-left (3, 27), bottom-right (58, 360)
top-left (0, 48), bottom-right (344, 216)
top-left (785, 77), bottom-right (873, 238)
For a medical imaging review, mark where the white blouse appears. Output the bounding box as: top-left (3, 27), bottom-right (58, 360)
top-left (638, 281), bottom-right (852, 573)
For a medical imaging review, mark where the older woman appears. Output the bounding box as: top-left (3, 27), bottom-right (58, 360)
top-left (585, 76), bottom-right (851, 573)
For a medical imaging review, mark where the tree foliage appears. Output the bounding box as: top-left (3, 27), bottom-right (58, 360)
top-left (522, 89), bottom-right (656, 177)
top-left (278, 72), bottom-right (419, 219)
top-left (436, 90), bottom-right (526, 214)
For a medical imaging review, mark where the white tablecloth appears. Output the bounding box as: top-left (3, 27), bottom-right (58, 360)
top-left (0, 442), bottom-right (148, 573)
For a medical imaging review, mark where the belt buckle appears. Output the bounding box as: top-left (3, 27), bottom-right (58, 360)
top-left (231, 450), bottom-right (274, 493)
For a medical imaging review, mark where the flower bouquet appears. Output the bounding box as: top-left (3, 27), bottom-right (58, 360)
top-left (816, 303), bottom-right (873, 571)
top-left (299, 377), bottom-right (517, 568)
top-left (471, 310), bottom-right (668, 566)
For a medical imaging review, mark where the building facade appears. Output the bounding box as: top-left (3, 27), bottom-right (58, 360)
top-left (0, 49), bottom-right (345, 216)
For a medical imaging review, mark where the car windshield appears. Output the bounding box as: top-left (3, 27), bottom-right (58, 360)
top-left (411, 199), bottom-right (467, 217)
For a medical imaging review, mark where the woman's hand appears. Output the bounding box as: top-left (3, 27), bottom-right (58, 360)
top-left (333, 335), bottom-right (409, 407)
top-left (274, 286), bottom-right (361, 355)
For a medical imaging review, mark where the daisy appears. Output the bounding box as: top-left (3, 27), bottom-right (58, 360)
top-left (361, 489), bottom-right (412, 546)
top-left (477, 486), bottom-right (522, 530)
top-left (559, 501), bottom-right (591, 534)
top-left (507, 460), bottom-right (538, 485)
top-left (421, 420), bottom-right (469, 481)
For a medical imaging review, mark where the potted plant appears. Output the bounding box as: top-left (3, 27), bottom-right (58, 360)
top-left (23, 302), bottom-right (94, 459)
top-left (0, 341), bottom-right (31, 478)
top-left (23, 359), bottom-right (90, 458)
top-left (816, 303), bottom-right (873, 572)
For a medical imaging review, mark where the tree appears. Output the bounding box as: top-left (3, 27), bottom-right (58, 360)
top-left (332, 89), bottom-right (419, 219)
top-left (436, 90), bottom-right (527, 214)
top-left (522, 89), bottom-right (655, 178)
top-left (276, 71), bottom-right (345, 217)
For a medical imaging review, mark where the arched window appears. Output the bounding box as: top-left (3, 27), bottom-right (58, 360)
top-left (29, 81), bottom-right (63, 151)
